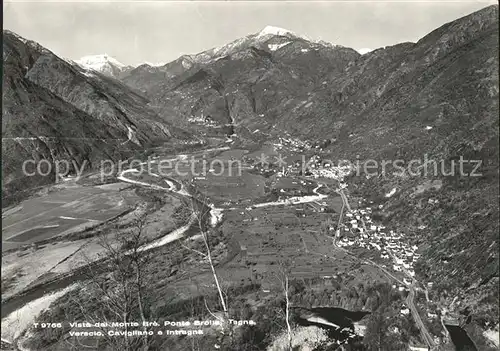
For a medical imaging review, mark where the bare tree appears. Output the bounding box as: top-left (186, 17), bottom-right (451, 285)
top-left (179, 193), bottom-right (229, 321)
top-left (71, 215), bottom-right (154, 351)
top-left (126, 217), bottom-right (151, 351)
top-left (278, 262), bottom-right (293, 351)
top-left (264, 260), bottom-right (294, 351)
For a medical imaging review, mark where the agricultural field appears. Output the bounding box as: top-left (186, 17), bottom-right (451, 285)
top-left (1, 171), bottom-right (184, 302)
top-left (216, 204), bottom-right (392, 285)
top-left (1, 179), bottom-right (140, 252)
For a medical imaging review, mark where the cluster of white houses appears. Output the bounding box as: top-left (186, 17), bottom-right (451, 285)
top-left (273, 135), bottom-right (311, 152)
top-left (295, 160), bottom-right (420, 283)
top-left (337, 207), bottom-right (420, 281)
top-left (298, 154), bottom-right (353, 180)
top-left (309, 165), bottom-right (352, 180)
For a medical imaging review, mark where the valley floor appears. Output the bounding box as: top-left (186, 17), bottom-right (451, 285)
top-left (1, 140), bottom-right (494, 351)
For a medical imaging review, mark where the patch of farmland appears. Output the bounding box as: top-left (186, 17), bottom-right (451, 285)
top-left (195, 171), bottom-right (267, 204)
top-left (214, 203), bottom-right (392, 289)
top-left (2, 185), bottom-right (141, 251)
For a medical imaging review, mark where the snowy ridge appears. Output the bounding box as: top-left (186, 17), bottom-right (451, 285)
top-left (76, 54), bottom-right (125, 69)
top-left (268, 41), bottom-right (292, 51)
top-left (257, 25), bottom-right (317, 42)
top-left (203, 26), bottom-right (306, 61)
top-left (74, 54), bottom-right (128, 78)
top-left (257, 25), bottom-right (297, 38)
top-left (356, 48), bottom-right (373, 55)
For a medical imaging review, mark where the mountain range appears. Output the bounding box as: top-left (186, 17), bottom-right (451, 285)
top-left (2, 30), bottom-right (191, 205)
top-left (72, 26), bottom-right (371, 80)
top-left (2, 4), bottom-right (499, 336)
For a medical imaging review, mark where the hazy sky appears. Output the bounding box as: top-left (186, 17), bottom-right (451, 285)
top-left (3, 1), bottom-right (496, 65)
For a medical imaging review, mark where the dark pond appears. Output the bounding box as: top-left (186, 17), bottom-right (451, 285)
top-left (294, 306), bottom-right (371, 344)
top-left (445, 325), bottom-right (478, 351)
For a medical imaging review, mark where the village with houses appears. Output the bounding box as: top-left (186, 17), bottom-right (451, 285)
top-left (221, 137), bottom-right (454, 348)
top-left (336, 206), bottom-right (420, 286)
top-left (250, 140), bottom-right (423, 290)
top-left (265, 144), bottom-right (431, 318)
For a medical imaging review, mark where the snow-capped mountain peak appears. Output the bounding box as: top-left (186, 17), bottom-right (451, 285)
top-left (75, 54), bottom-right (125, 72)
top-left (257, 26), bottom-right (297, 39)
top-left (74, 54), bottom-right (129, 78)
top-left (356, 48), bottom-right (373, 55)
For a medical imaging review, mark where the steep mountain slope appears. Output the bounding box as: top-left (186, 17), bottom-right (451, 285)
top-left (309, 6), bottom-right (499, 325)
top-left (120, 5), bottom-right (499, 327)
top-left (2, 31), bottom-right (191, 206)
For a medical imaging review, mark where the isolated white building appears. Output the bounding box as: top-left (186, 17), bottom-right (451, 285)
top-left (400, 308), bottom-right (410, 315)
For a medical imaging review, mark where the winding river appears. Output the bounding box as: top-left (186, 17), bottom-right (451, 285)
top-left (1, 151), bottom-right (331, 344)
